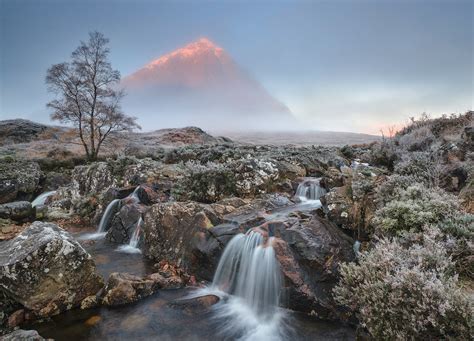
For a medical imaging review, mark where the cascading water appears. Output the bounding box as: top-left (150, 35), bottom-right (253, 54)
top-left (79, 198), bottom-right (121, 240)
top-left (295, 178), bottom-right (326, 201)
top-left (117, 216), bottom-right (143, 254)
top-left (97, 199), bottom-right (121, 233)
top-left (212, 231), bottom-right (281, 316)
top-left (193, 230), bottom-right (286, 340)
top-left (31, 190), bottom-right (56, 207)
top-left (129, 216), bottom-right (143, 248)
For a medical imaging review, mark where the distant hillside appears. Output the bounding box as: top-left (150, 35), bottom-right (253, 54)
top-left (212, 130), bottom-right (381, 146)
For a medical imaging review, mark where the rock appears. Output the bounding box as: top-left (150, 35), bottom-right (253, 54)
top-left (7, 308), bottom-right (24, 328)
top-left (272, 216), bottom-right (355, 319)
top-left (0, 222), bottom-right (103, 318)
top-left (42, 171), bottom-right (71, 191)
top-left (323, 187), bottom-right (352, 230)
top-left (0, 329), bottom-right (46, 341)
top-left (70, 162), bottom-right (116, 197)
top-left (169, 295), bottom-right (220, 313)
top-left (105, 202), bottom-right (146, 244)
top-left (80, 295), bottom-right (99, 310)
top-left (134, 184), bottom-right (160, 205)
top-left (102, 272), bottom-right (178, 306)
top-left (143, 200), bottom-right (246, 280)
top-left (0, 201), bottom-right (35, 222)
top-left (0, 159), bottom-right (42, 203)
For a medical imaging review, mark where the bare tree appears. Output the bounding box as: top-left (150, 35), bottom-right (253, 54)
top-left (46, 31), bottom-right (140, 161)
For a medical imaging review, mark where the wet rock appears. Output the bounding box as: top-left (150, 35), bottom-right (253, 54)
top-left (102, 272), bottom-right (178, 306)
top-left (80, 295), bottom-right (100, 310)
top-left (143, 200), bottom-right (244, 280)
top-left (0, 201), bottom-right (35, 222)
top-left (7, 308), bottom-right (24, 328)
top-left (169, 295), bottom-right (220, 313)
top-left (0, 329), bottom-right (46, 341)
top-left (105, 202), bottom-right (146, 244)
top-left (272, 216), bottom-right (355, 319)
top-left (0, 222), bottom-right (103, 318)
top-left (0, 159), bottom-right (42, 203)
top-left (134, 184), bottom-right (160, 205)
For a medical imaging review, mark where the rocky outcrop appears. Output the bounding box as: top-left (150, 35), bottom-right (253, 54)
top-left (0, 159), bottom-right (43, 203)
top-left (102, 272), bottom-right (182, 306)
top-left (271, 216), bottom-right (355, 319)
top-left (0, 222), bottom-right (103, 318)
top-left (143, 195), bottom-right (293, 280)
top-left (322, 163), bottom-right (385, 239)
top-left (0, 119), bottom-right (50, 145)
top-left (0, 201), bottom-right (35, 222)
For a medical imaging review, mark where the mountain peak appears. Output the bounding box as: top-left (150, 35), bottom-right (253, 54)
top-left (143, 37), bottom-right (225, 70)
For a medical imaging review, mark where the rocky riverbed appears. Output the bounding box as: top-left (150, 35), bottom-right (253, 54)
top-left (1, 115), bottom-right (472, 340)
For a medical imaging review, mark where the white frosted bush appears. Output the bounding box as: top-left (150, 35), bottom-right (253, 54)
top-left (374, 184), bottom-right (459, 234)
top-left (333, 235), bottom-right (472, 339)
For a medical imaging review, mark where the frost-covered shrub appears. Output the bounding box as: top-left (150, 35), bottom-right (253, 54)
top-left (397, 125), bottom-right (436, 151)
top-left (394, 151), bottom-right (446, 187)
top-left (437, 214), bottom-right (474, 278)
top-left (367, 142), bottom-right (397, 170)
top-left (374, 184), bottom-right (459, 234)
top-left (333, 236), bottom-right (472, 340)
top-left (375, 174), bottom-right (419, 207)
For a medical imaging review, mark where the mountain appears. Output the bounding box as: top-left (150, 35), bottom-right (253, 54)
top-left (121, 38), bottom-right (296, 130)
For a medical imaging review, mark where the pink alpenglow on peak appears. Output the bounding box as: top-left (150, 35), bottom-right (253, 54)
top-left (121, 38), bottom-right (297, 131)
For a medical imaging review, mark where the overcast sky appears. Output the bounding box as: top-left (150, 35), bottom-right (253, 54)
top-left (1, 0), bottom-right (472, 134)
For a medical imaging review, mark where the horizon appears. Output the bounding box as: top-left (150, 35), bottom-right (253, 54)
top-left (1, 0), bottom-right (473, 134)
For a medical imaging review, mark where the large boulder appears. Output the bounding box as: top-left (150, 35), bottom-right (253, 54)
top-left (0, 159), bottom-right (43, 203)
top-left (0, 222), bottom-right (103, 318)
top-left (143, 201), bottom-right (236, 279)
top-left (271, 216), bottom-right (355, 319)
top-left (70, 162), bottom-right (116, 198)
top-left (0, 201), bottom-right (35, 222)
top-left (142, 195), bottom-right (293, 280)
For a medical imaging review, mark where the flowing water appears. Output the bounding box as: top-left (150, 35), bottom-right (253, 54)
top-left (198, 230), bottom-right (286, 340)
top-left (97, 199), bottom-right (121, 233)
top-left (31, 190), bottom-right (56, 207)
top-left (295, 178), bottom-right (326, 201)
top-left (29, 231), bottom-right (354, 341)
top-left (26, 181), bottom-right (355, 340)
top-left (116, 217), bottom-right (143, 254)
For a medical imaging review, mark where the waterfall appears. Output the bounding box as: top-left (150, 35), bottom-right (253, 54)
top-left (295, 178), bottom-right (326, 201)
top-left (31, 190), bottom-right (56, 207)
top-left (212, 232), bottom-right (282, 313)
top-left (129, 217), bottom-right (143, 248)
top-left (117, 216), bottom-right (143, 254)
top-left (197, 230), bottom-right (285, 340)
top-left (97, 199), bottom-right (120, 233)
top-left (130, 186), bottom-right (140, 203)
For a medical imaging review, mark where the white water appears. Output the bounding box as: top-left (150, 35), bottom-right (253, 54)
top-left (295, 178), bottom-right (326, 202)
top-left (116, 216), bottom-right (143, 254)
top-left (130, 186), bottom-right (140, 203)
top-left (194, 231), bottom-right (286, 340)
top-left (97, 199), bottom-right (120, 233)
top-left (31, 190), bottom-right (56, 207)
